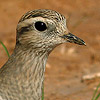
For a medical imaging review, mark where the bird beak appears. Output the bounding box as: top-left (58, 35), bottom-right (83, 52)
top-left (60, 33), bottom-right (86, 45)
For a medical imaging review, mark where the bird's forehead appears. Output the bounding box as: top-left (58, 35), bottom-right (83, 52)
top-left (19, 9), bottom-right (66, 23)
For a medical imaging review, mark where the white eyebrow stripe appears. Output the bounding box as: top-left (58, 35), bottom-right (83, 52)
top-left (17, 17), bottom-right (55, 31)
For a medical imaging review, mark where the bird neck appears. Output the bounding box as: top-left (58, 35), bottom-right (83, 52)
top-left (1, 45), bottom-right (49, 99)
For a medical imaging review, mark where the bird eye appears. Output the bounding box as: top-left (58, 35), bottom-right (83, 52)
top-left (35, 21), bottom-right (47, 31)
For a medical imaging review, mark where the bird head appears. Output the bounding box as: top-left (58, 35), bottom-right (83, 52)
top-left (16, 9), bottom-right (86, 54)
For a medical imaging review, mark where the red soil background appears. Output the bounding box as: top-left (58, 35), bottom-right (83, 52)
top-left (0, 0), bottom-right (100, 100)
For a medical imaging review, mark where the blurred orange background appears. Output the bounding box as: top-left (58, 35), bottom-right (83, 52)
top-left (0, 0), bottom-right (100, 100)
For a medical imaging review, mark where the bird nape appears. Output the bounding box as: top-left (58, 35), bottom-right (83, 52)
top-left (0, 9), bottom-right (86, 100)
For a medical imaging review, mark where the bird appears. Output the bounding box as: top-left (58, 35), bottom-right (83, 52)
top-left (0, 9), bottom-right (86, 100)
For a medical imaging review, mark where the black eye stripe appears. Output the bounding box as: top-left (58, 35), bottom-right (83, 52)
top-left (18, 25), bottom-right (32, 34)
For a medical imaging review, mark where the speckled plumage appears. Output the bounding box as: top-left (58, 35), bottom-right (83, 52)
top-left (0, 9), bottom-right (85, 100)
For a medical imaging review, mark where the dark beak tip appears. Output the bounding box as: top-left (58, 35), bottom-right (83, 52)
top-left (80, 43), bottom-right (86, 46)
top-left (80, 39), bottom-right (86, 46)
top-left (83, 42), bottom-right (86, 46)
top-left (78, 40), bottom-right (86, 46)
